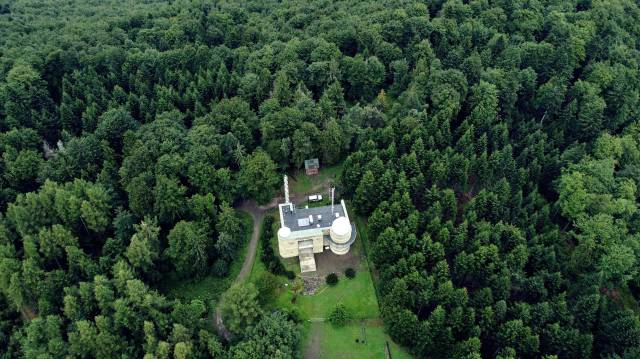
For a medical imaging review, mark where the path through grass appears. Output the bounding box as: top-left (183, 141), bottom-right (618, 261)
top-left (312, 321), bottom-right (414, 359)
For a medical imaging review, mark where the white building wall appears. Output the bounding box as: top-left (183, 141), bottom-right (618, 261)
top-left (278, 238), bottom-right (299, 258)
top-left (330, 242), bottom-right (350, 255)
top-left (278, 228), bottom-right (325, 258)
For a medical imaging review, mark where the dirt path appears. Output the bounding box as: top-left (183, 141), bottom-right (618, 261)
top-left (304, 321), bottom-right (323, 359)
top-left (235, 203), bottom-right (265, 283)
top-left (214, 200), bottom-right (273, 340)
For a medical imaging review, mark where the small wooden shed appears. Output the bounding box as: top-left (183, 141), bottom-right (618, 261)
top-left (304, 158), bottom-right (320, 175)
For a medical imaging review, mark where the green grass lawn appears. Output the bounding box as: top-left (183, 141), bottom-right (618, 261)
top-left (354, 216), bottom-right (380, 292)
top-left (247, 211), bottom-right (275, 283)
top-left (313, 321), bottom-right (414, 359)
top-left (248, 210), bottom-right (414, 359)
top-left (276, 265), bottom-right (380, 320)
top-left (289, 162), bottom-right (343, 194)
top-left (162, 211), bottom-right (253, 304)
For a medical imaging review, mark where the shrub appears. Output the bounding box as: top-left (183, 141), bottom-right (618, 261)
top-left (212, 259), bottom-right (229, 277)
top-left (219, 283), bottom-right (262, 336)
top-left (285, 270), bottom-right (296, 280)
top-left (260, 216), bottom-right (290, 278)
top-left (326, 273), bottom-right (338, 286)
top-left (267, 259), bottom-right (285, 275)
top-left (328, 304), bottom-right (351, 327)
top-left (345, 267), bottom-right (356, 278)
top-left (254, 272), bottom-right (279, 305)
top-left (282, 307), bottom-right (303, 323)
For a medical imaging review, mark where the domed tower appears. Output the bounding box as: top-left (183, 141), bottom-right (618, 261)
top-left (278, 226), bottom-right (291, 241)
top-left (329, 216), bottom-right (352, 255)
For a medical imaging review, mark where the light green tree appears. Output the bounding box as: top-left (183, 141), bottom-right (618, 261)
top-left (165, 221), bottom-right (209, 278)
top-left (219, 283), bottom-right (262, 337)
top-left (238, 150), bottom-right (279, 204)
top-left (126, 218), bottom-right (160, 273)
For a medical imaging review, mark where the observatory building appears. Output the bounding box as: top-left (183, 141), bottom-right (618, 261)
top-left (277, 176), bottom-right (356, 273)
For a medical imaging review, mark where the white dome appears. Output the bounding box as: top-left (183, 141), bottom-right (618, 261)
top-left (331, 216), bottom-right (351, 237)
top-left (278, 226), bottom-right (291, 238)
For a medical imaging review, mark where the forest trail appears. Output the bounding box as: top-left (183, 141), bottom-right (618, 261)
top-left (303, 321), bottom-right (322, 359)
top-left (235, 201), bottom-right (267, 283)
top-left (214, 199), bottom-right (270, 341)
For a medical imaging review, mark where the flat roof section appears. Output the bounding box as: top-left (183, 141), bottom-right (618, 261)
top-left (304, 158), bottom-right (320, 169)
top-left (281, 204), bottom-right (346, 232)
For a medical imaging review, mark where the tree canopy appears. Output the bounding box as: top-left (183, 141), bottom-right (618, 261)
top-left (1, 0), bottom-right (640, 357)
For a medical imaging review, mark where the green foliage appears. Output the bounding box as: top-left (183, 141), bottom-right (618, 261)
top-left (153, 175), bottom-right (187, 225)
top-left (0, 294), bottom-right (21, 357)
top-left (328, 304), bottom-right (352, 327)
top-left (162, 212), bottom-right (253, 303)
top-left (126, 218), bottom-right (160, 273)
top-left (254, 272), bottom-right (280, 306)
top-left (0, 0), bottom-right (639, 357)
top-left (557, 134), bottom-right (640, 288)
top-left (238, 150), bottom-right (279, 204)
top-left (164, 221), bottom-right (209, 279)
top-left (326, 273), bottom-right (339, 286)
top-left (259, 216), bottom-right (292, 278)
top-left (345, 268), bottom-right (356, 279)
top-left (219, 283), bottom-right (263, 337)
top-left (0, 64), bottom-right (55, 139)
top-left (228, 312), bottom-right (300, 359)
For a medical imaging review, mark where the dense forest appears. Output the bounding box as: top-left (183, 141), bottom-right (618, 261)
top-left (1, 0), bottom-right (640, 358)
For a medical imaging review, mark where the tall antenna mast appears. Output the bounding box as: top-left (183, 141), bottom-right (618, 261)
top-left (331, 187), bottom-right (335, 213)
top-left (284, 175), bottom-right (290, 204)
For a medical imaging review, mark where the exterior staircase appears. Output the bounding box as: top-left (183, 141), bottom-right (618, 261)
top-left (298, 246), bottom-right (316, 273)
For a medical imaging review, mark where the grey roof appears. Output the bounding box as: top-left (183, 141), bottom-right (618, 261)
top-left (281, 204), bottom-right (345, 232)
top-left (304, 158), bottom-right (320, 169)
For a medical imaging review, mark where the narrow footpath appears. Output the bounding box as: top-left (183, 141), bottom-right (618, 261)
top-left (214, 199), bottom-right (272, 340)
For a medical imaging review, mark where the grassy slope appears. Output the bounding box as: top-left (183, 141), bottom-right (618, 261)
top-left (289, 162), bottom-right (343, 194)
top-left (162, 211), bottom-right (253, 304)
top-left (247, 210), bottom-right (273, 283)
top-left (278, 240), bottom-right (379, 319)
top-left (354, 216), bottom-right (380, 295)
top-left (315, 321), bottom-right (414, 359)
